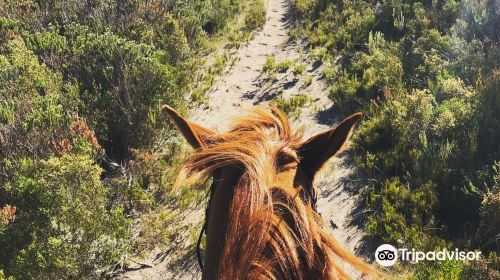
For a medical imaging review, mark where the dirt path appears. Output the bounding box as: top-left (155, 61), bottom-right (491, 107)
top-left (194, 0), bottom-right (367, 276)
top-left (191, 0), bottom-right (290, 128)
top-left (118, 1), bottom-right (367, 279)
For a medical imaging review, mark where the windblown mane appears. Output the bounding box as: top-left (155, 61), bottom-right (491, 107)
top-left (179, 107), bottom-right (382, 279)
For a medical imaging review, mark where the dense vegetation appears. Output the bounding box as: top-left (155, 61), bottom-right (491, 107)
top-left (1, 0), bottom-right (498, 278)
top-left (0, 0), bottom-right (266, 279)
top-left (290, 0), bottom-right (499, 278)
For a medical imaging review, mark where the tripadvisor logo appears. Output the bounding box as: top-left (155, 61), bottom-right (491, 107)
top-left (374, 244), bottom-right (481, 267)
top-left (375, 244), bottom-right (398, 266)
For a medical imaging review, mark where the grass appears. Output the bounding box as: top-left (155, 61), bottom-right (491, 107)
top-left (276, 59), bottom-right (294, 72)
top-left (197, 0), bottom-right (264, 53)
top-left (262, 55), bottom-right (306, 77)
top-left (292, 63), bottom-right (306, 75)
top-left (273, 94), bottom-right (312, 118)
top-left (262, 55), bottom-right (276, 73)
top-left (303, 74), bottom-right (313, 87)
top-left (321, 65), bottom-right (340, 83)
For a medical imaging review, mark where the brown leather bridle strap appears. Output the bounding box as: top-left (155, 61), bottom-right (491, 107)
top-left (305, 180), bottom-right (318, 212)
top-left (196, 169), bottom-right (221, 270)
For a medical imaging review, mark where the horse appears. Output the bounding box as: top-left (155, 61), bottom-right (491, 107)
top-left (163, 105), bottom-right (384, 280)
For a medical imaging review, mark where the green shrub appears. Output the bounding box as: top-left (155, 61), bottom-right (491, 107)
top-left (352, 47), bottom-right (403, 97)
top-left (262, 55), bottom-right (276, 73)
top-left (1, 149), bottom-right (129, 279)
top-left (292, 63), bottom-right (306, 75)
top-left (328, 70), bottom-right (361, 109)
top-left (290, 0), bottom-right (314, 19)
top-left (0, 37), bottom-right (75, 165)
top-left (409, 259), bottom-right (465, 280)
top-left (0, 270), bottom-right (14, 280)
top-left (303, 74), bottom-right (313, 87)
top-left (0, 1), bottom-right (252, 278)
top-left (273, 94), bottom-right (311, 117)
top-left (152, 13), bottom-right (190, 64)
top-left (410, 252), bottom-right (500, 280)
top-left (65, 27), bottom-right (187, 159)
top-left (329, 45), bottom-right (403, 110)
top-left (475, 161), bottom-right (500, 252)
top-left (476, 74), bottom-right (500, 162)
top-left (365, 178), bottom-right (438, 247)
top-left (292, 0), bottom-right (499, 277)
top-left (321, 65), bottom-right (340, 83)
top-left (461, 252), bottom-right (500, 280)
top-left (245, 0), bottom-right (266, 31)
top-left (313, 47), bottom-right (331, 62)
top-left (276, 59), bottom-right (295, 73)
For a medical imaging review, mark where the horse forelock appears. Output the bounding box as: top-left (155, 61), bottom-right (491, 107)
top-left (180, 106), bottom-right (303, 179)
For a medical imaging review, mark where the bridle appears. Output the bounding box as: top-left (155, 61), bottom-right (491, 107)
top-left (196, 169), bottom-right (318, 270)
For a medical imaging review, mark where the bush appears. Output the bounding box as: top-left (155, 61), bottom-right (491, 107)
top-left (0, 37), bottom-right (74, 165)
top-left (262, 55), bottom-right (276, 73)
top-left (328, 70), bottom-right (362, 111)
top-left (273, 94), bottom-right (311, 117)
top-left (475, 161), bottom-right (500, 252)
top-left (290, 0), bottom-right (314, 19)
top-left (476, 74), bottom-right (500, 162)
top-left (65, 27), bottom-right (187, 159)
top-left (328, 45), bottom-right (403, 111)
top-left (276, 59), bottom-right (295, 73)
top-left (292, 63), bottom-right (306, 75)
top-left (1, 148), bottom-right (129, 279)
top-left (461, 252), bottom-right (500, 280)
top-left (410, 252), bottom-right (500, 280)
top-left (365, 178), bottom-right (438, 247)
top-left (352, 47), bottom-right (403, 97)
top-left (245, 1), bottom-right (266, 31)
top-left (409, 260), bottom-right (465, 280)
top-left (0, 1), bottom-right (249, 277)
top-left (292, 0), bottom-right (499, 277)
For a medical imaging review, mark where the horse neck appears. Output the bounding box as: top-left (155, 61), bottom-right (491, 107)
top-left (202, 165), bottom-right (241, 280)
top-left (200, 167), bottom-right (361, 280)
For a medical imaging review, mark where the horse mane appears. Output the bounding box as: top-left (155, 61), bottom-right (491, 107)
top-left (178, 106), bottom-right (382, 279)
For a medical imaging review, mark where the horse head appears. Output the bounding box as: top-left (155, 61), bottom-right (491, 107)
top-left (163, 105), bottom-right (383, 280)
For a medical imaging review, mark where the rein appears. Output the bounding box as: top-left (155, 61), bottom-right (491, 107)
top-left (196, 170), bottom-right (318, 270)
top-left (196, 169), bottom-right (221, 270)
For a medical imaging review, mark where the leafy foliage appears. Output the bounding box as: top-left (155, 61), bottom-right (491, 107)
top-left (2, 151), bottom-right (128, 279)
top-left (0, 0), bottom-right (264, 278)
top-left (245, 0), bottom-right (266, 31)
top-left (292, 0), bottom-right (499, 277)
top-left (273, 94), bottom-right (311, 117)
top-left (365, 178), bottom-right (439, 248)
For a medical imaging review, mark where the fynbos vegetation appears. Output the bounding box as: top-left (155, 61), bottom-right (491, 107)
top-left (0, 1), bottom-right (264, 279)
top-left (291, 0), bottom-right (498, 278)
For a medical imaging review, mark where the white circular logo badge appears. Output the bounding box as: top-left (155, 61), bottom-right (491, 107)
top-left (375, 244), bottom-right (398, 267)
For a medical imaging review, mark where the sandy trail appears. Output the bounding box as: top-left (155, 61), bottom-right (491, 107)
top-left (117, 1), bottom-right (367, 279)
top-left (191, 0), bottom-right (290, 128)
top-left (193, 0), bottom-right (366, 276)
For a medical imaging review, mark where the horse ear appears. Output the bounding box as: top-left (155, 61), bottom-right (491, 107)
top-left (297, 113), bottom-right (362, 177)
top-left (162, 105), bottom-right (216, 149)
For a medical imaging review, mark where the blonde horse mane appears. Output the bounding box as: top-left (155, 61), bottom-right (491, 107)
top-left (177, 106), bottom-right (384, 280)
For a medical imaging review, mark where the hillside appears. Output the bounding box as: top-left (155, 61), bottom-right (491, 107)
top-left (0, 0), bottom-right (498, 279)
